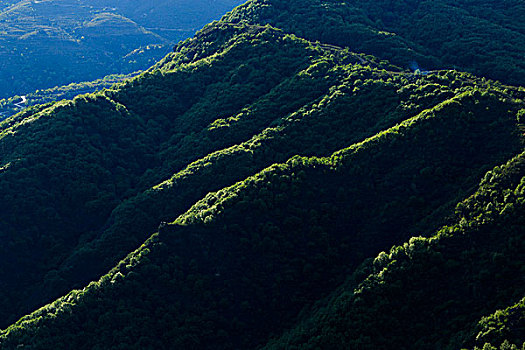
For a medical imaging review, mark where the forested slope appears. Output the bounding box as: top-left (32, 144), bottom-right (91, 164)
top-left (223, 0), bottom-right (525, 85)
top-left (471, 297), bottom-right (525, 349)
top-left (1, 87), bottom-right (524, 349)
top-left (0, 24), bottom-right (333, 326)
top-left (0, 0), bottom-right (524, 349)
top-left (262, 151), bottom-right (525, 350)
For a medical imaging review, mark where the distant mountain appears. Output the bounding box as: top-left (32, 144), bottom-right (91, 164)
top-left (88, 0), bottom-right (246, 36)
top-left (0, 0), bottom-right (524, 349)
top-left (0, 0), bottom-right (244, 98)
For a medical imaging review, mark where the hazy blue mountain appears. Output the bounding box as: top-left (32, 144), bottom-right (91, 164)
top-left (0, 0), bottom-right (244, 98)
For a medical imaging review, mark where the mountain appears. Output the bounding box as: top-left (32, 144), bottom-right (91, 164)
top-left (0, 72), bottom-right (139, 121)
top-left (88, 0), bottom-right (247, 35)
top-left (262, 150), bottom-right (525, 349)
top-left (223, 0), bottom-right (525, 85)
top-left (0, 0), bottom-right (244, 98)
top-left (0, 0), bottom-right (524, 349)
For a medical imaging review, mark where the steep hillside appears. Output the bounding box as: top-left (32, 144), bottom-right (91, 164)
top-left (1, 87), bottom-right (524, 348)
top-left (262, 151), bottom-right (525, 350)
top-left (0, 0), bottom-right (244, 97)
top-left (470, 297), bottom-right (525, 349)
top-left (0, 0), bottom-right (524, 349)
top-left (0, 24), bottom-right (331, 326)
top-left (1, 19), bottom-right (523, 330)
top-left (223, 0), bottom-right (525, 85)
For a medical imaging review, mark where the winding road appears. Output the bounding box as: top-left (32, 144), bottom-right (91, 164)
top-left (14, 96), bottom-right (27, 109)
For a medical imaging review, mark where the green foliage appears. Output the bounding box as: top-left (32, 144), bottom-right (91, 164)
top-left (0, 1), bottom-right (524, 349)
top-left (517, 109), bottom-right (525, 124)
top-left (263, 151), bottom-right (525, 350)
top-left (471, 297), bottom-right (525, 349)
top-left (223, 0), bottom-right (525, 85)
top-left (0, 22), bottom-right (354, 327)
top-left (0, 84), bottom-right (523, 348)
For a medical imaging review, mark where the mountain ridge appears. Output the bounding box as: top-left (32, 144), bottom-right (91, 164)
top-left (0, 0), bottom-right (524, 348)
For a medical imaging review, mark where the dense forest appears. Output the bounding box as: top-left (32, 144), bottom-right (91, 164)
top-left (0, 0), bottom-right (524, 349)
top-left (224, 0), bottom-right (525, 85)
